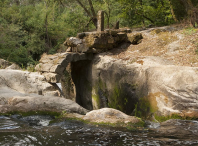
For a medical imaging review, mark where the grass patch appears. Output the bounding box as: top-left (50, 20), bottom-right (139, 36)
top-left (0, 111), bottom-right (61, 117)
top-left (182, 27), bottom-right (197, 35)
top-left (154, 113), bottom-right (198, 123)
top-left (157, 32), bottom-right (178, 46)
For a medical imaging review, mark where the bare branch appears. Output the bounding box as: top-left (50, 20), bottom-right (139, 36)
top-left (88, 0), bottom-right (96, 17)
top-left (76, 0), bottom-right (92, 17)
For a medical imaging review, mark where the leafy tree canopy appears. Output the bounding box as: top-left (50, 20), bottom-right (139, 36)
top-left (0, 0), bottom-right (197, 67)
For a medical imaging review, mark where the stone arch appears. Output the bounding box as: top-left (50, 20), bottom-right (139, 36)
top-left (35, 52), bottom-right (93, 110)
top-left (35, 52), bottom-right (93, 83)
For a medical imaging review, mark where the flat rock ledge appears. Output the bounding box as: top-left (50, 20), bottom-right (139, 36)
top-left (0, 95), bottom-right (89, 115)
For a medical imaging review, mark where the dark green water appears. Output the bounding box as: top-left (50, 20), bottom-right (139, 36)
top-left (1, 115), bottom-right (198, 146)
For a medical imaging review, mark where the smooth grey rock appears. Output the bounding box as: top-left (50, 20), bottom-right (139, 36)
top-left (83, 108), bottom-right (141, 124)
top-left (0, 92), bottom-right (88, 115)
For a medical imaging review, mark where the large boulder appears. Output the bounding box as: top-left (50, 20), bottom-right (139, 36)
top-left (0, 69), bottom-right (59, 95)
top-left (0, 69), bottom-right (88, 115)
top-left (0, 93), bottom-right (88, 115)
top-left (90, 54), bottom-right (198, 118)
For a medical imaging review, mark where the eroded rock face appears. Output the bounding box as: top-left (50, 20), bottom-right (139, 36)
top-left (0, 69), bottom-right (88, 115)
top-left (83, 108), bottom-right (141, 124)
top-left (0, 69), bottom-right (59, 95)
top-left (91, 54), bottom-right (198, 118)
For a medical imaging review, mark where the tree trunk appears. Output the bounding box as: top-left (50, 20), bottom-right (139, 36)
top-left (45, 14), bottom-right (50, 52)
top-left (138, 0), bottom-right (145, 27)
top-left (169, 0), bottom-right (178, 22)
top-left (178, 0), bottom-right (198, 27)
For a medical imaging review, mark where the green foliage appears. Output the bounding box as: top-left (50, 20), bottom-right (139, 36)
top-left (0, 110), bottom-right (60, 117)
top-left (154, 114), bottom-right (183, 122)
top-left (0, 0), bottom-right (89, 66)
top-left (108, 84), bottom-right (130, 113)
top-left (118, 0), bottom-right (174, 27)
top-left (1, 0), bottom-right (197, 67)
top-left (154, 113), bottom-right (198, 123)
top-left (134, 97), bottom-right (150, 118)
top-left (182, 27), bottom-right (197, 35)
top-left (108, 85), bottom-right (122, 110)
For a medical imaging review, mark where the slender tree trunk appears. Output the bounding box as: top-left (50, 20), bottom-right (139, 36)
top-left (169, 0), bottom-right (178, 22)
top-left (45, 14), bottom-right (50, 52)
top-left (138, 0), bottom-right (145, 27)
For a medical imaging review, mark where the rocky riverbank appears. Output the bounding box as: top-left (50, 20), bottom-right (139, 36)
top-left (1, 25), bottom-right (198, 127)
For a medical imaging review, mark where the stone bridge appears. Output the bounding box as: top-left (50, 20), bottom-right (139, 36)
top-left (35, 10), bottom-right (143, 83)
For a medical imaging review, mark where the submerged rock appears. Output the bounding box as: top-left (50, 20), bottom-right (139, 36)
top-left (154, 119), bottom-right (198, 139)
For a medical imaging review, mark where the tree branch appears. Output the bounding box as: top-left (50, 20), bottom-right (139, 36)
top-left (135, 11), bottom-right (154, 24)
top-left (76, 0), bottom-right (92, 17)
top-left (88, 0), bottom-right (96, 17)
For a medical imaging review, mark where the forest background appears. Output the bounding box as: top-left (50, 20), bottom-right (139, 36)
top-left (0, 0), bottom-right (198, 68)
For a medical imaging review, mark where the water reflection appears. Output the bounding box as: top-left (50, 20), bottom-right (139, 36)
top-left (0, 116), bottom-right (198, 145)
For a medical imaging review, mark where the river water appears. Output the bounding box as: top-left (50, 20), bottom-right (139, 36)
top-left (1, 115), bottom-right (198, 146)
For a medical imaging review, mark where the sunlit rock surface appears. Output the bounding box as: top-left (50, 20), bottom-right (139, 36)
top-left (83, 108), bottom-right (141, 124)
top-left (0, 69), bottom-right (88, 115)
top-left (91, 54), bottom-right (198, 118)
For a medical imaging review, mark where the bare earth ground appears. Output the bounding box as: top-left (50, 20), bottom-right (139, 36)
top-left (110, 25), bottom-right (198, 67)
